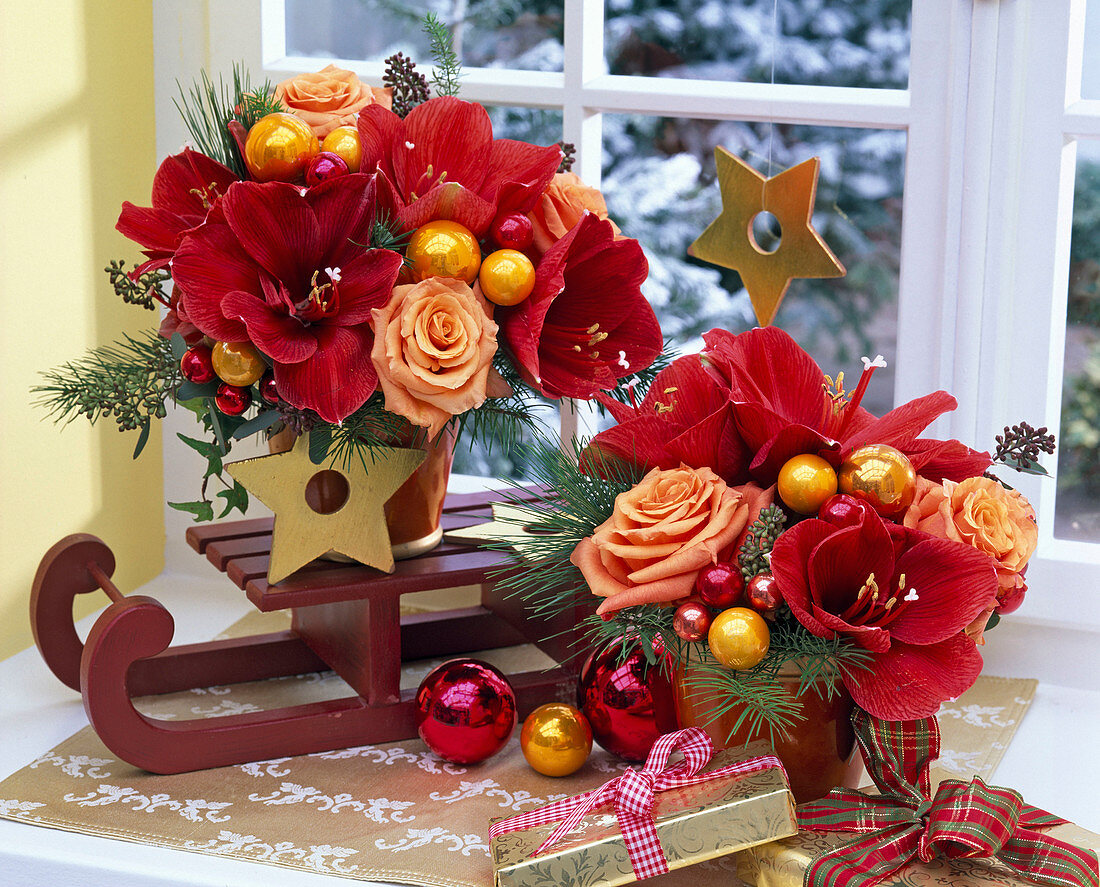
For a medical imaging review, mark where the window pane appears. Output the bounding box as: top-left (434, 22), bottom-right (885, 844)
top-left (602, 114), bottom-right (904, 416)
top-left (1055, 146), bottom-right (1100, 540)
top-left (1083, 0), bottom-right (1100, 99)
top-left (604, 0), bottom-right (910, 90)
top-left (285, 0), bottom-right (564, 72)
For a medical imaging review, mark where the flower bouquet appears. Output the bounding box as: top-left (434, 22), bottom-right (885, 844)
top-left (498, 325), bottom-right (1055, 801)
top-left (33, 20), bottom-right (662, 563)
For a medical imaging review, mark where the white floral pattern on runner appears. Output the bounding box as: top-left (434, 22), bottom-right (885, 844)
top-left (375, 826), bottom-right (488, 856)
top-left (247, 783), bottom-right (416, 822)
top-left (30, 751), bottom-right (113, 779)
top-left (429, 778), bottom-right (570, 811)
top-left (935, 749), bottom-right (987, 775)
top-left (310, 743), bottom-right (467, 775)
top-left (63, 785), bottom-right (232, 823)
top-left (238, 759), bottom-right (293, 778)
top-left (939, 704), bottom-right (1015, 728)
top-left (0, 800), bottom-right (45, 816)
top-left (184, 830), bottom-right (361, 874)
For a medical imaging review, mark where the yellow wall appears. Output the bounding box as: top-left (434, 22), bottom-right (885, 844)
top-left (0, 2), bottom-right (164, 660)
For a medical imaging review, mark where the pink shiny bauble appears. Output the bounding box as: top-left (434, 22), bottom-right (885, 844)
top-left (673, 601), bottom-right (712, 642)
top-left (214, 382), bottom-right (251, 416)
top-left (746, 573), bottom-right (783, 616)
top-left (577, 640), bottom-right (676, 762)
top-left (696, 563), bottom-right (745, 609)
top-left (490, 211), bottom-right (534, 251)
top-left (305, 151), bottom-right (349, 186)
top-left (817, 493), bottom-right (876, 528)
top-left (415, 659), bottom-right (517, 764)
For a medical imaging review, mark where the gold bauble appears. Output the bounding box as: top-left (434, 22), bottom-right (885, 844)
top-left (777, 453), bottom-right (838, 515)
top-left (406, 220), bottom-right (482, 284)
top-left (520, 703), bottom-right (593, 777)
top-left (837, 444), bottom-right (917, 518)
top-left (244, 112), bottom-right (320, 183)
top-left (708, 607), bottom-right (770, 670)
top-left (478, 249), bottom-right (536, 306)
top-left (212, 341), bottom-right (266, 387)
top-left (321, 125), bottom-right (363, 173)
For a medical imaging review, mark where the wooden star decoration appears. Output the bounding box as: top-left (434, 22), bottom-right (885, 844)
top-left (688, 148), bottom-right (846, 327)
top-left (226, 434), bottom-right (426, 584)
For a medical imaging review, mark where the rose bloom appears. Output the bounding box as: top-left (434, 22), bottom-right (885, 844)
top-left (571, 465), bottom-right (773, 617)
top-left (528, 172), bottom-right (620, 255)
top-left (371, 277), bottom-right (509, 438)
top-left (276, 64), bottom-right (392, 138)
top-left (903, 475), bottom-right (1038, 609)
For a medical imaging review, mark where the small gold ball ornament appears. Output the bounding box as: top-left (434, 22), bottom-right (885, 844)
top-left (777, 453), bottom-right (838, 515)
top-left (321, 125), bottom-right (363, 173)
top-left (520, 703), bottom-right (593, 777)
top-left (211, 341), bottom-right (266, 387)
top-left (406, 220), bottom-right (482, 284)
top-left (478, 249), bottom-right (536, 306)
top-left (708, 607), bottom-right (770, 670)
top-left (837, 444), bottom-right (917, 518)
top-left (244, 112), bottom-right (320, 183)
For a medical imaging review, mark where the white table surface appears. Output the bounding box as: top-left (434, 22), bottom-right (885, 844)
top-left (3, 514), bottom-right (1099, 885)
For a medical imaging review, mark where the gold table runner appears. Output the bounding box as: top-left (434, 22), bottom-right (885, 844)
top-left (0, 608), bottom-right (1038, 886)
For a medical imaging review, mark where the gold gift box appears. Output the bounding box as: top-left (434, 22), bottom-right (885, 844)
top-left (491, 743), bottom-right (797, 887)
top-left (736, 821), bottom-right (1099, 887)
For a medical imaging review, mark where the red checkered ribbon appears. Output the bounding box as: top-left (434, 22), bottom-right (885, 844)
top-left (488, 727), bottom-right (784, 880)
top-left (797, 709), bottom-right (1099, 887)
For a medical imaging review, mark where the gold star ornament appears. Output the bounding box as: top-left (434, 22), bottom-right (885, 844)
top-left (689, 148), bottom-right (846, 326)
top-left (226, 434), bottom-right (426, 583)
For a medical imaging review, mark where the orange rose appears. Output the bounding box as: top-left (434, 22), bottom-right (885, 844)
top-left (571, 466), bottom-right (772, 616)
top-left (528, 172), bottom-right (620, 254)
top-left (371, 277), bottom-right (508, 438)
top-left (903, 475), bottom-right (1037, 598)
top-left (275, 64), bottom-right (392, 138)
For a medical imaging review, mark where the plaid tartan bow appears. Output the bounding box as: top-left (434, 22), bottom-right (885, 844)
top-left (797, 709), bottom-right (1099, 887)
top-left (488, 727), bottom-right (784, 880)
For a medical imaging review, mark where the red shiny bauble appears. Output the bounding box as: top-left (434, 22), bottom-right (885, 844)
top-left (180, 344), bottom-right (215, 384)
top-left (577, 640), bottom-right (676, 762)
top-left (995, 584), bottom-right (1026, 615)
top-left (258, 371), bottom-right (280, 405)
top-left (673, 600), bottom-right (712, 642)
top-left (490, 211), bottom-right (534, 251)
top-left (415, 659), bottom-right (517, 764)
top-left (214, 382), bottom-right (251, 416)
top-left (305, 151), bottom-right (349, 187)
top-left (696, 563), bottom-right (745, 609)
top-left (818, 493), bottom-right (876, 528)
top-left (746, 573), bottom-right (783, 616)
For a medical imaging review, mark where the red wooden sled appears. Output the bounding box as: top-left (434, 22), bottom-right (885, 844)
top-left (31, 491), bottom-right (590, 774)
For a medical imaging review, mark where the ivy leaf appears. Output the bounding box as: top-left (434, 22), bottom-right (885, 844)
top-left (168, 499), bottom-right (215, 522)
top-left (309, 425), bottom-right (332, 465)
top-left (207, 403), bottom-right (230, 455)
top-left (216, 481), bottom-right (249, 518)
top-left (232, 409), bottom-right (281, 440)
top-left (177, 433), bottom-right (223, 478)
top-left (176, 380), bottom-right (217, 401)
top-left (132, 420), bottom-right (151, 459)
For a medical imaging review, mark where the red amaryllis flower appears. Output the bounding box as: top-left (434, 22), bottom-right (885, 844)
top-left (357, 96), bottom-right (562, 236)
top-left (770, 507), bottom-right (999, 720)
top-left (116, 148), bottom-right (239, 275)
top-left (583, 353), bottom-right (750, 484)
top-left (172, 174), bottom-right (403, 423)
top-left (499, 214), bottom-right (663, 399)
top-left (703, 327), bottom-right (991, 485)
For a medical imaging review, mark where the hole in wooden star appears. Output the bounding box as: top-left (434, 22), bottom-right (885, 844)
top-left (304, 469), bottom-right (350, 515)
top-left (749, 211), bottom-right (783, 254)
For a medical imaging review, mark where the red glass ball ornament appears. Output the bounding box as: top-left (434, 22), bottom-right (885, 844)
top-left (180, 344), bottom-right (215, 384)
top-left (258, 371), bottom-right (280, 405)
top-left (746, 573), bottom-right (783, 616)
top-left (415, 659), bottom-right (517, 764)
top-left (305, 151), bottom-right (349, 187)
top-left (995, 585), bottom-right (1026, 615)
top-left (818, 493), bottom-right (876, 528)
top-left (214, 382), bottom-right (251, 416)
top-left (673, 601), bottom-right (712, 642)
top-left (696, 563), bottom-right (745, 609)
top-left (577, 639), bottom-right (675, 762)
top-left (490, 211), bottom-right (534, 251)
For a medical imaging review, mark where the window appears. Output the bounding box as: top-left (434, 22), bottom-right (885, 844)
top-left (153, 0), bottom-right (1098, 629)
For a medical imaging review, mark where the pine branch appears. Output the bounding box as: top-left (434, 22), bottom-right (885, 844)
top-left (105, 260), bottom-right (171, 310)
top-left (424, 12), bottom-right (463, 97)
top-left (369, 210), bottom-right (412, 257)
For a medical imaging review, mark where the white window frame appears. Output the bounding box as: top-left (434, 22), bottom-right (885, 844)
top-left (152, 0), bottom-right (1100, 631)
